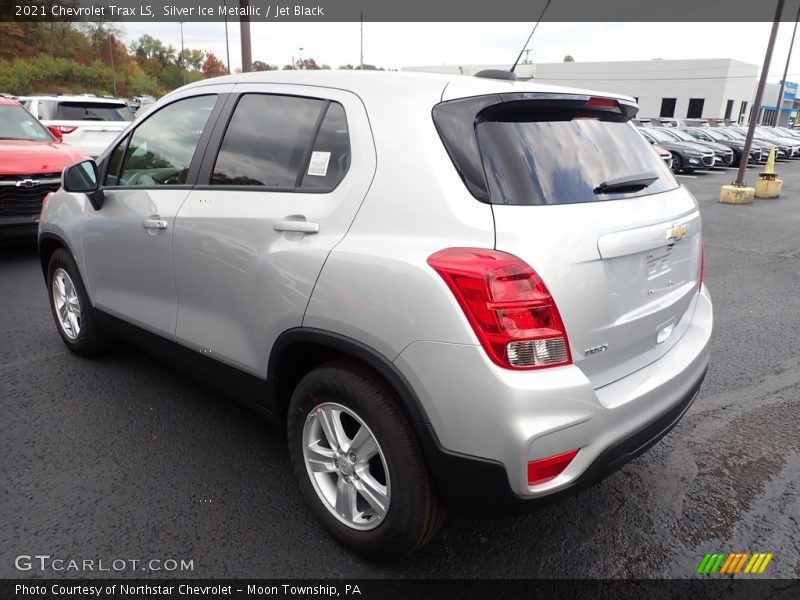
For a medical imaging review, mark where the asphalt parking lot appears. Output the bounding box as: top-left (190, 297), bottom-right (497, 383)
top-left (1, 162), bottom-right (799, 579)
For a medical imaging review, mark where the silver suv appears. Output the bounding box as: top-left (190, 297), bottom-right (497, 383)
top-left (38, 71), bottom-right (712, 561)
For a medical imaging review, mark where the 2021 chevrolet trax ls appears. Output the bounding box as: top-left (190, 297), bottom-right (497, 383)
top-left (39, 71), bottom-right (712, 561)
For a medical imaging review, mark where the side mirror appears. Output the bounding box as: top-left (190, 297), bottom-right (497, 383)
top-left (63, 159), bottom-right (104, 210)
top-left (48, 126), bottom-right (63, 142)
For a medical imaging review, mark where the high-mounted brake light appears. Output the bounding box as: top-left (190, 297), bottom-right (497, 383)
top-left (427, 248), bottom-right (572, 370)
top-left (528, 448), bottom-right (580, 486)
top-left (583, 97), bottom-right (619, 110)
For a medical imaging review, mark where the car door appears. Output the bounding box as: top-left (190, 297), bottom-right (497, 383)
top-left (172, 85), bottom-right (376, 379)
top-left (82, 92), bottom-right (227, 337)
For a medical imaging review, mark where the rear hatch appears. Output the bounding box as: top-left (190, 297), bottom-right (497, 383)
top-left (434, 92), bottom-right (703, 389)
top-left (39, 100), bottom-right (132, 156)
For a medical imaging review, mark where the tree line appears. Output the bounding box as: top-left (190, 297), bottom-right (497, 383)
top-left (0, 22), bottom-right (389, 98)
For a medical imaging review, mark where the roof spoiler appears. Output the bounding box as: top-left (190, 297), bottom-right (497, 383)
top-left (474, 70), bottom-right (518, 81)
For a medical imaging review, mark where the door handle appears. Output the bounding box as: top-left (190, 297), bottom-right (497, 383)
top-left (143, 219), bottom-right (168, 230)
top-left (273, 220), bottom-right (320, 234)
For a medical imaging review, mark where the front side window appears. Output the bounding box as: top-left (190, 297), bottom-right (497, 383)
top-left (117, 95), bottom-right (217, 187)
top-left (211, 94), bottom-right (349, 190)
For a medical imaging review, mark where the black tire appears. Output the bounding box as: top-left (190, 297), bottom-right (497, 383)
top-left (287, 362), bottom-right (445, 562)
top-left (670, 152), bottom-right (683, 174)
top-left (46, 248), bottom-right (110, 356)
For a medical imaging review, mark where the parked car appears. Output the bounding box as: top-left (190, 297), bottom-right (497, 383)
top-left (684, 127), bottom-right (764, 165)
top-left (651, 127), bottom-right (734, 167)
top-left (38, 71), bottom-right (711, 561)
top-left (720, 127), bottom-right (792, 161)
top-left (638, 127), bottom-right (715, 173)
top-left (0, 98), bottom-right (84, 241)
top-left (752, 127), bottom-right (800, 157)
top-left (15, 95), bottom-right (133, 158)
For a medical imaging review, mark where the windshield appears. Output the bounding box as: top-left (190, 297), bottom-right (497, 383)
top-left (664, 129), bottom-right (696, 142)
top-left (644, 128), bottom-right (678, 143)
top-left (703, 129), bottom-right (735, 141)
top-left (756, 128), bottom-right (779, 139)
top-left (0, 104), bottom-right (54, 141)
top-left (475, 103), bottom-right (677, 205)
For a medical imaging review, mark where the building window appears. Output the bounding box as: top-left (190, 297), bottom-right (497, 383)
top-left (660, 98), bottom-right (676, 118)
top-left (687, 98), bottom-right (705, 119)
top-left (739, 101), bottom-right (748, 124)
top-left (725, 99), bottom-right (734, 120)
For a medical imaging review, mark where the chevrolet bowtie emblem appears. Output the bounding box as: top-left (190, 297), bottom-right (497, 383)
top-left (667, 223), bottom-right (687, 241)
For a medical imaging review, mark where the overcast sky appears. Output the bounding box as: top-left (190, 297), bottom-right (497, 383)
top-left (121, 22), bottom-right (800, 81)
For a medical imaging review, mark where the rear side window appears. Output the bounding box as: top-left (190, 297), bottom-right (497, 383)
top-left (211, 94), bottom-right (349, 190)
top-left (476, 102), bottom-right (678, 205)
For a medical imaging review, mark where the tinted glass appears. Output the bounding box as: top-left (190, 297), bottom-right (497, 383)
top-left (212, 94), bottom-right (326, 187)
top-left (119, 95), bottom-right (217, 186)
top-left (476, 104), bottom-right (678, 205)
top-left (56, 102), bottom-right (133, 121)
top-left (0, 104), bottom-right (53, 141)
top-left (300, 102), bottom-right (350, 190)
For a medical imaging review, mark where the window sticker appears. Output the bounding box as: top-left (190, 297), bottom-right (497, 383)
top-left (307, 151), bottom-right (331, 177)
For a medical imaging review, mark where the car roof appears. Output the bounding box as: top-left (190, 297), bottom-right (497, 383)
top-left (177, 70), bottom-right (636, 105)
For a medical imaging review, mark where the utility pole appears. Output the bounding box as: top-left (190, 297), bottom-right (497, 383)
top-left (240, 0), bottom-right (252, 72)
top-left (360, 12), bottom-right (363, 70)
top-left (179, 21), bottom-right (186, 85)
top-left (108, 34), bottom-right (117, 96)
top-left (524, 49), bottom-right (532, 64)
top-left (734, 0), bottom-right (784, 187)
top-left (776, 1), bottom-right (800, 126)
top-left (224, 0), bottom-right (231, 74)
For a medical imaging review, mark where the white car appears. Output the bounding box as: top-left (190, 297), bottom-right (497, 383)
top-left (16, 95), bottom-right (133, 158)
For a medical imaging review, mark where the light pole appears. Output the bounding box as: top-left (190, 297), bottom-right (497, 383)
top-left (224, 0), bottom-right (231, 74)
top-left (733, 0), bottom-right (785, 187)
top-left (299, 47), bottom-right (304, 69)
top-left (240, 0), bottom-right (252, 72)
top-left (776, 1), bottom-right (800, 126)
top-left (179, 21), bottom-right (186, 85)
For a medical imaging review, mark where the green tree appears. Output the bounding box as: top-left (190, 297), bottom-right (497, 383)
top-left (252, 61), bottom-right (278, 71)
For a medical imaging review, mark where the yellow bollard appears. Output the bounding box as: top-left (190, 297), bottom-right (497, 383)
top-left (754, 146), bottom-right (783, 198)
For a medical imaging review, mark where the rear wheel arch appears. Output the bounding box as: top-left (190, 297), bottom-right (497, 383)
top-left (267, 329), bottom-right (431, 429)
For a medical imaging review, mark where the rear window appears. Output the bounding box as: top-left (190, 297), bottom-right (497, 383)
top-left (475, 102), bottom-right (678, 205)
top-left (40, 100), bottom-right (132, 121)
top-left (433, 95), bottom-right (678, 205)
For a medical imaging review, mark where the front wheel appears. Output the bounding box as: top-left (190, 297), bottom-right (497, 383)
top-left (287, 363), bottom-right (445, 562)
top-left (670, 152), bottom-right (683, 174)
top-left (46, 248), bottom-right (110, 356)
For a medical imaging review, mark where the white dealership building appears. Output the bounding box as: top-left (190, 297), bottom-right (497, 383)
top-left (404, 58), bottom-right (759, 124)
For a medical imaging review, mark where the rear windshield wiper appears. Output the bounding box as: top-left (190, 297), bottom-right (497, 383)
top-left (594, 172), bottom-right (659, 194)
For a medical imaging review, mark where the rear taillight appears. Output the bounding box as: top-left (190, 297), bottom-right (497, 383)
top-left (56, 126), bottom-right (77, 134)
top-left (427, 248), bottom-right (571, 370)
top-left (528, 448), bottom-right (580, 486)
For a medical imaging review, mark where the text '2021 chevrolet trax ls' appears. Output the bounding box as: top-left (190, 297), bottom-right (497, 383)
top-left (38, 71), bottom-right (712, 562)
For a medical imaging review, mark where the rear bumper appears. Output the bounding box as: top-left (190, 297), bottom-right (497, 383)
top-left (396, 286), bottom-right (712, 514)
